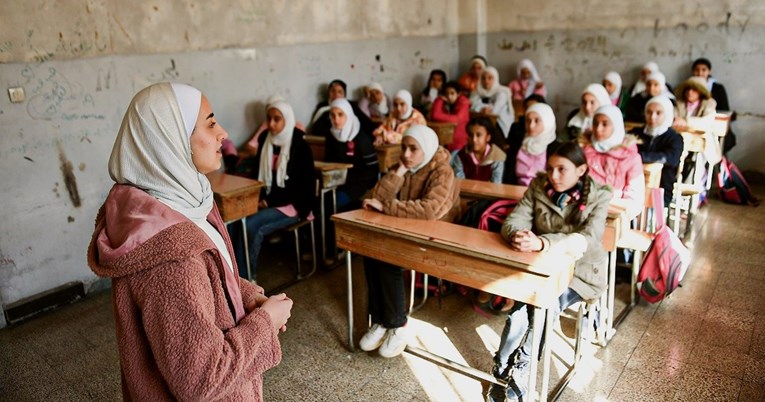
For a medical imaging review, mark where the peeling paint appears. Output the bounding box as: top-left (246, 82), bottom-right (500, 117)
top-left (57, 142), bottom-right (81, 207)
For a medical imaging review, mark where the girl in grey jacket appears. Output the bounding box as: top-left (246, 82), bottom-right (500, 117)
top-left (488, 141), bottom-right (612, 402)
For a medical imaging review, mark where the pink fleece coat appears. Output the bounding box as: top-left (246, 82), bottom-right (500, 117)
top-left (88, 184), bottom-right (281, 401)
top-left (582, 136), bottom-right (646, 218)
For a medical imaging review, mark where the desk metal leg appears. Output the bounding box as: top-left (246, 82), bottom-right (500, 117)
top-left (346, 250), bottom-right (355, 352)
top-left (528, 306), bottom-right (545, 402)
top-left (241, 218), bottom-right (252, 281)
top-left (330, 188), bottom-right (338, 258)
top-left (540, 307), bottom-right (554, 402)
top-left (320, 188), bottom-right (327, 264)
top-left (605, 250), bottom-right (617, 342)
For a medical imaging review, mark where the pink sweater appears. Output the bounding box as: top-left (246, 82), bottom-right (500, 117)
top-left (515, 148), bottom-right (547, 186)
top-left (583, 138), bottom-right (645, 217)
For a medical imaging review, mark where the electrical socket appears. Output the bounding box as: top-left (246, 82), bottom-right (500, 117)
top-left (8, 87), bottom-right (25, 103)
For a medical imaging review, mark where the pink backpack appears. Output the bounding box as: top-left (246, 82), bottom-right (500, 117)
top-left (717, 157), bottom-right (760, 206)
top-left (637, 188), bottom-right (691, 303)
top-left (478, 199), bottom-right (518, 232)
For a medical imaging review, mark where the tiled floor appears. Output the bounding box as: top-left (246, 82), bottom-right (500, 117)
top-left (1, 189), bottom-right (764, 401)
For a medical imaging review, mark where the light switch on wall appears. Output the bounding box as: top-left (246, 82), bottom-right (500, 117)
top-left (8, 87), bottom-right (25, 103)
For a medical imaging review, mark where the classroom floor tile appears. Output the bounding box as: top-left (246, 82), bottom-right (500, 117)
top-left (1, 187), bottom-right (765, 401)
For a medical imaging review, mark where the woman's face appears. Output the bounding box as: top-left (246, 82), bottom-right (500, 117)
top-left (646, 79), bottom-right (662, 97)
top-left (329, 106), bottom-right (347, 129)
top-left (369, 88), bottom-right (384, 104)
top-left (445, 87), bottom-right (459, 105)
top-left (481, 71), bottom-right (495, 90)
top-left (470, 61), bottom-right (484, 78)
top-left (328, 83), bottom-right (346, 103)
top-left (400, 136), bottom-right (424, 168)
top-left (525, 111), bottom-right (544, 137)
top-left (467, 124), bottom-right (490, 153)
top-left (645, 102), bottom-right (665, 128)
top-left (190, 96), bottom-right (229, 174)
top-left (592, 114), bottom-right (614, 142)
top-left (266, 107), bottom-right (286, 134)
top-left (685, 88), bottom-right (700, 103)
top-left (640, 67), bottom-right (653, 81)
top-left (393, 97), bottom-right (409, 119)
top-left (692, 64), bottom-right (711, 80)
top-left (520, 67), bottom-right (532, 80)
top-left (430, 74), bottom-right (444, 90)
top-left (547, 155), bottom-right (587, 193)
top-left (603, 79), bottom-right (617, 95)
top-left (581, 93), bottom-right (599, 117)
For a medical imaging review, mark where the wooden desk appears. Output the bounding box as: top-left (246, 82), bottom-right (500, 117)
top-left (643, 163), bottom-right (664, 189)
top-left (426, 121), bottom-right (456, 146)
top-left (333, 209), bottom-right (576, 401)
top-left (206, 171), bottom-right (264, 280)
top-left (313, 161), bottom-right (353, 264)
top-left (375, 143), bottom-right (401, 173)
top-left (624, 121), bottom-right (643, 132)
top-left (305, 135), bottom-right (326, 162)
top-left (458, 179), bottom-right (526, 201)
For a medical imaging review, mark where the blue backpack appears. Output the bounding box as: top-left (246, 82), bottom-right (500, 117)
top-left (717, 157), bottom-right (760, 206)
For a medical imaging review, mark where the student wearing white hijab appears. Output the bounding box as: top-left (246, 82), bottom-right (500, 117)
top-left (89, 82), bottom-right (291, 401)
top-left (603, 71), bottom-right (629, 111)
top-left (373, 89), bottom-right (427, 145)
top-left (635, 96), bottom-right (684, 205)
top-left (509, 59), bottom-right (547, 101)
top-left (506, 103), bottom-right (558, 186)
top-left (583, 104), bottom-right (645, 218)
top-left (470, 66), bottom-right (515, 139)
top-left (359, 82), bottom-right (392, 120)
top-left (625, 71), bottom-right (675, 123)
top-left (359, 125), bottom-right (461, 358)
top-left (630, 61), bottom-right (659, 96)
top-left (566, 83), bottom-right (611, 140)
top-left (231, 100), bottom-right (316, 280)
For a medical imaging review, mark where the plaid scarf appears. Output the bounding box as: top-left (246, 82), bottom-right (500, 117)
top-left (546, 180), bottom-right (583, 210)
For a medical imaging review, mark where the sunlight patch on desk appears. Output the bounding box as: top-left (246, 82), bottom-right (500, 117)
top-left (404, 317), bottom-right (485, 402)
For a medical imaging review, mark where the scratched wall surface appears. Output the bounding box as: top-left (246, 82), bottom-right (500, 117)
top-left (0, 0), bottom-right (459, 63)
top-left (0, 37), bottom-right (459, 309)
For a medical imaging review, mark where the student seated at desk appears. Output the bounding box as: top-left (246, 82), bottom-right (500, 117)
top-left (603, 71), bottom-right (629, 112)
top-left (673, 76), bottom-right (717, 130)
top-left (487, 142), bottom-right (612, 402)
top-left (417, 69), bottom-right (446, 116)
top-left (451, 117), bottom-right (506, 183)
top-left (430, 80), bottom-right (470, 152)
top-left (566, 83), bottom-right (611, 141)
top-left (358, 82), bottom-right (393, 120)
top-left (633, 96), bottom-right (684, 206)
top-left (625, 71), bottom-right (674, 123)
top-left (470, 66), bottom-right (514, 145)
top-left (508, 59), bottom-right (546, 116)
top-left (507, 94), bottom-right (546, 147)
top-left (628, 61), bottom-right (663, 97)
top-left (373, 90), bottom-right (427, 145)
top-left (326, 99), bottom-right (379, 209)
top-left (581, 105), bottom-right (645, 219)
top-left (308, 79), bottom-right (376, 140)
top-left (458, 55), bottom-right (487, 95)
top-left (359, 125), bottom-right (461, 358)
top-left (692, 57), bottom-right (736, 153)
top-left (504, 103), bottom-right (559, 186)
top-left (229, 101), bottom-right (316, 280)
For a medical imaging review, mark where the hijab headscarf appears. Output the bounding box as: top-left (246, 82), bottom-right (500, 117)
top-left (394, 90), bottom-right (414, 120)
top-left (311, 80), bottom-right (346, 124)
top-left (522, 103), bottom-right (557, 155)
top-left (644, 96), bottom-right (675, 137)
top-left (476, 66), bottom-right (502, 99)
top-left (470, 55), bottom-right (487, 71)
top-left (631, 61), bottom-right (659, 96)
top-left (592, 105), bottom-right (626, 153)
top-left (402, 125), bottom-right (439, 173)
top-left (108, 82), bottom-right (235, 275)
top-left (368, 82), bottom-right (389, 116)
top-left (644, 71), bottom-right (675, 99)
top-left (329, 98), bottom-right (360, 143)
top-left (517, 59), bottom-right (541, 98)
top-left (568, 83), bottom-right (611, 130)
top-left (604, 71), bottom-right (623, 103)
top-left (258, 101), bottom-right (296, 193)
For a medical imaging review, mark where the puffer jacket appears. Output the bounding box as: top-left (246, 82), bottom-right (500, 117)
top-left (582, 135), bottom-right (645, 218)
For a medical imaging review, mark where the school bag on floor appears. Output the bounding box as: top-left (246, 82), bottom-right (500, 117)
top-left (637, 188), bottom-right (691, 303)
top-left (717, 157), bottom-right (760, 206)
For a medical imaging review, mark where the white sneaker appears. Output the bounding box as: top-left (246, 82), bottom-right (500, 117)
top-left (359, 324), bottom-right (387, 351)
top-left (378, 326), bottom-right (412, 358)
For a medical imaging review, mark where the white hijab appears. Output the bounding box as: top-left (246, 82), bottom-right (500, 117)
top-left (604, 71), bottom-right (623, 102)
top-left (476, 66), bottom-right (502, 99)
top-left (402, 125), bottom-right (439, 173)
top-left (258, 101), bottom-right (296, 193)
top-left (521, 103), bottom-right (556, 155)
top-left (395, 89), bottom-right (414, 120)
top-left (517, 59), bottom-right (541, 98)
top-left (645, 71), bottom-right (675, 99)
top-left (368, 82), bottom-right (389, 116)
top-left (329, 98), bottom-right (360, 143)
top-left (644, 96), bottom-right (675, 137)
top-left (592, 105), bottom-right (626, 153)
top-left (108, 82), bottom-right (233, 273)
top-left (568, 83), bottom-right (611, 130)
top-left (631, 61), bottom-right (659, 96)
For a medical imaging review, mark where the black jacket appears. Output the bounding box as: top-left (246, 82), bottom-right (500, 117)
top-left (634, 127), bottom-right (684, 205)
top-left (324, 130), bottom-right (380, 202)
top-left (309, 100), bottom-right (378, 141)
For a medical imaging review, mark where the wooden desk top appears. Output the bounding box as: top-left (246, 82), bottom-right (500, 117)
top-left (332, 209), bottom-right (576, 307)
top-left (206, 171), bottom-right (264, 222)
top-left (206, 171), bottom-right (263, 196)
top-left (458, 179), bottom-right (527, 201)
top-left (314, 161), bottom-right (353, 171)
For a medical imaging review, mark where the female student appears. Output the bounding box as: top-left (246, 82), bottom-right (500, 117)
top-left (325, 98), bottom-right (380, 209)
top-left (582, 105), bottom-right (645, 218)
top-left (629, 61), bottom-right (659, 96)
top-left (566, 83), bottom-right (611, 140)
top-left (359, 125), bottom-right (461, 358)
top-left (430, 80), bottom-right (470, 152)
top-left (603, 71), bottom-right (629, 112)
top-left (625, 71), bottom-right (673, 123)
top-left (231, 100), bottom-right (316, 280)
top-left (358, 82), bottom-right (392, 120)
top-left (458, 55), bottom-right (487, 95)
top-left (692, 57), bottom-right (735, 153)
top-left (451, 117), bottom-right (506, 183)
top-left (373, 90), bottom-right (427, 145)
top-left (88, 83), bottom-right (291, 401)
top-left (418, 69), bottom-right (447, 116)
top-left (470, 66), bottom-right (514, 143)
top-left (505, 103), bottom-right (559, 186)
top-left (673, 76), bottom-right (717, 129)
top-left (508, 59), bottom-right (546, 116)
top-left (634, 96), bottom-right (684, 206)
top-left (308, 79), bottom-right (375, 139)
top-left (487, 142), bottom-right (612, 402)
